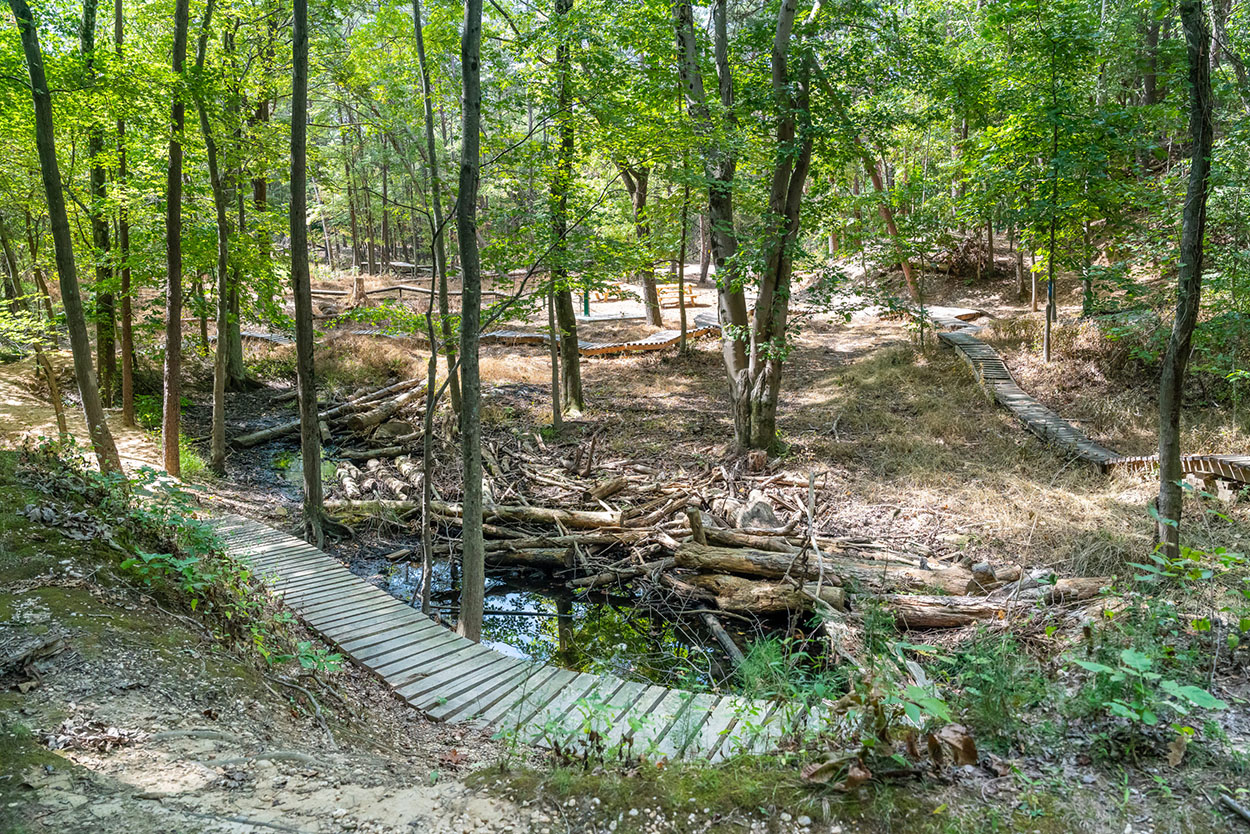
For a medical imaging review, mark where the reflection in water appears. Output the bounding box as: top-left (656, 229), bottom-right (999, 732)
top-left (354, 553), bottom-right (740, 689)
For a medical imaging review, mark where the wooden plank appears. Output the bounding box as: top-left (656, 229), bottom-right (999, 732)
top-left (490, 668), bottom-right (581, 731)
top-left (370, 635), bottom-right (477, 681)
top-left (394, 645), bottom-right (502, 699)
top-left (630, 688), bottom-right (697, 758)
top-left (472, 665), bottom-right (567, 728)
top-left (684, 695), bottom-right (749, 760)
top-left (658, 693), bottom-right (720, 760)
top-left (710, 699), bottom-right (779, 762)
top-left (269, 567), bottom-right (360, 592)
top-left (290, 585), bottom-right (387, 616)
top-left (516, 673), bottom-right (603, 744)
top-left (305, 597), bottom-right (417, 630)
top-left (341, 620), bottom-right (447, 660)
top-left (403, 652), bottom-right (524, 705)
top-left (596, 684), bottom-right (669, 754)
top-left (421, 659), bottom-right (537, 722)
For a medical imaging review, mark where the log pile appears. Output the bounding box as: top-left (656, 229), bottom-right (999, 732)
top-left (316, 429), bottom-right (1113, 663)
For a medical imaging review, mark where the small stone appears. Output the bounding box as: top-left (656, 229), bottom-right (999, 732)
top-left (797, 816), bottom-right (812, 827)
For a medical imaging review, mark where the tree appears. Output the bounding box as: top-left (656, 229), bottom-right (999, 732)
top-left (115, 0), bottom-right (135, 427)
top-left (550, 0), bottom-right (582, 415)
top-left (291, 0), bottom-right (324, 547)
top-left (80, 0), bottom-right (114, 406)
top-left (192, 0), bottom-right (232, 476)
top-left (456, 0), bottom-right (485, 642)
top-left (1156, 0), bottom-right (1214, 558)
top-left (162, 0), bottom-right (190, 477)
top-left (8, 0), bottom-right (121, 475)
top-left (675, 0), bottom-right (812, 451)
top-left (412, 0), bottom-right (461, 414)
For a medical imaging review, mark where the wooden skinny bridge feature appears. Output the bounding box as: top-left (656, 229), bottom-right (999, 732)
top-left (928, 310), bottom-right (1250, 485)
top-left (349, 312), bottom-right (723, 358)
top-left (212, 513), bottom-right (803, 760)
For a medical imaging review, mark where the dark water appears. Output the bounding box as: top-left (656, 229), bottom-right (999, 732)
top-left (352, 552), bottom-right (743, 689)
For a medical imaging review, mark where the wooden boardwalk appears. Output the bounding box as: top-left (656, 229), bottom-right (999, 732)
top-left (213, 513), bottom-right (802, 760)
top-left (930, 312), bottom-right (1250, 484)
top-left (348, 312), bottom-right (723, 358)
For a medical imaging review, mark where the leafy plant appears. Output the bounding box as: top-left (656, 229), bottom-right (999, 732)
top-left (1072, 647), bottom-right (1227, 746)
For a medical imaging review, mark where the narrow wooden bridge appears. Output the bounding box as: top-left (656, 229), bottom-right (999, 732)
top-left (928, 309), bottom-right (1250, 485)
top-left (213, 513), bottom-right (804, 760)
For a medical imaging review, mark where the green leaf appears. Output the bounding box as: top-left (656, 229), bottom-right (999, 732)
top-left (1074, 660), bottom-right (1116, 675)
top-left (1119, 648), bottom-right (1153, 672)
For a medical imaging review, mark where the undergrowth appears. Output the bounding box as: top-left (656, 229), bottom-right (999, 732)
top-left (13, 438), bottom-right (339, 671)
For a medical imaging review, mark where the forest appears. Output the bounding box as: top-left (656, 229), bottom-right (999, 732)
top-left (0, 0), bottom-right (1249, 830)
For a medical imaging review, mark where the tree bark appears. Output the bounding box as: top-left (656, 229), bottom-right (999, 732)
top-left (551, 0), bottom-right (583, 414)
top-left (81, 0), bottom-right (115, 406)
top-left (619, 166), bottom-right (662, 326)
top-left (9, 0), bottom-right (121, 475)
top-left (1157, 0), bottom-right (1214, 558)
top-left (291, 0), bottom-right (324, 546)
top-left (115, 0), bottom-right (135, 425)
top-left (682, 573), bottom-right (846, 615)
top-left (412, 0), bottom-right (461, 413)
top-left (162, 0), bottom-right (190, 476)
top-left (456, 0), bottom-right (485, 642)
top-left (193, 0), bottom-right (230, 477)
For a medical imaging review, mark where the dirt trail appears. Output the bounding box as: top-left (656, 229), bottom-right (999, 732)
top-left (0, 355), bottom-right (159, 470)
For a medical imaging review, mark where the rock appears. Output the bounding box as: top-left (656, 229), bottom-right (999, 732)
top-left (736, 491), bottom-right (782, 530)
top-left (374, 421), bottom-right (415, 440)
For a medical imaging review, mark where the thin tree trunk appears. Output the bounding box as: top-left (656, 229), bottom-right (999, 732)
top-left (678, 177), bottom-right (690, 352)
top-left (456, 0), bottom-right (485, 642)
top-left (162, 0), bottom-right (190, 476)
top-left (412, 0), bottom-right (461, 413)
top-left (551, 0), bottom-right (582, 414)
top-left (1157, 0), bottom-right (1214, 558)
top-left (547, 286), bottom-right (562, 430)
top-left (9, 0), bottom-right (122, 474)
top-left (291, 0), bottom-right (324, 547)
top-left (0, 221), bottom-right (24, 310)
top-left (115, 0), bottom-right (134, 425)
top-left (226, 192), bottom-right (246, 389)
top-left (381, 160), bottom-right (390, 265)
top-left (620, 167), bottom-right (662, 326)
top-left (81, 0), bottom-right (115, 406)
top-left (698, 212), bottom-right (711, 285)
top-left (193, 0), bottom-right (230, 477)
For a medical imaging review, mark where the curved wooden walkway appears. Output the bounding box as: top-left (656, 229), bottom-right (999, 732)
top-left (213, 513), bottom-right (804, 760)
top-left (928, 309), bottom-right (1250, 484)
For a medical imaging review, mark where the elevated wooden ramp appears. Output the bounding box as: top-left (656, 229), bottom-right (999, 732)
top-left (213, 513), bottom-right (803, 760)
top-left (927, 312), bottom-right (1250, 484)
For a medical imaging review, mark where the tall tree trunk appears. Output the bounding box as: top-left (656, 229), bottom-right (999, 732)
top-left (115, 0), bottom-right (134, 425)
top-left (698, 212), bottom-right (711, 285)
top-left (678, 177), bottom-right (690, 352)
top-left (194, 0), bottom-right (231, 477)
top-left (9, 0), bottom-right (122, 474)
top-left (412, 0), bottom-right (461, 413)
top-left (551, 0), bottom-right (582, 414)
top-left (620, 167), bottom-right (662, 326)
top-left (81, 0), bottom-right (115, 406)
top-left (226, 191), bottom-right (246, 389)
top-left (1157, 0), bottom-right (1214, 558)
top-left (456, 0), bottom-right (485, 642)
top-left (291, 0), bottom-right (324, 547)
top-left (381, 160), bottom-right (390, 264)
top-left (23, 212), bottom-right (54, 324)
top-left (162, 0), bottom-right (190, 476)
top-left (675, 0), bottom-right (756, 447)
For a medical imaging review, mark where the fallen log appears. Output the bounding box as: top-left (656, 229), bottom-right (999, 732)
top-left (347, 386), bottom-right (427, 432)
top-left (430, 501), bottom-right (622, 530)
top-left (586, 476), bottom-right (628, 502)
top-left (233, 378), bottom-right (425, 447)
top-left (485, 532), bottom-right (642, 552)
top-left (486, 548), bottom-right (572, 570)
top-left (675, 543), bottom-right (972, 595)
top-left (700, 611), bottom-right (746, 666)
top-left (884, 578), bottom-right (1112, 629)
top-left (335, 462), bottom-right (363, 500)
top-left (683, 573), bottom-right (846, 615)
top-left (568, 557), bottom-right (676, 589)
top-left (340, 445), bottom-right (414, 461)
